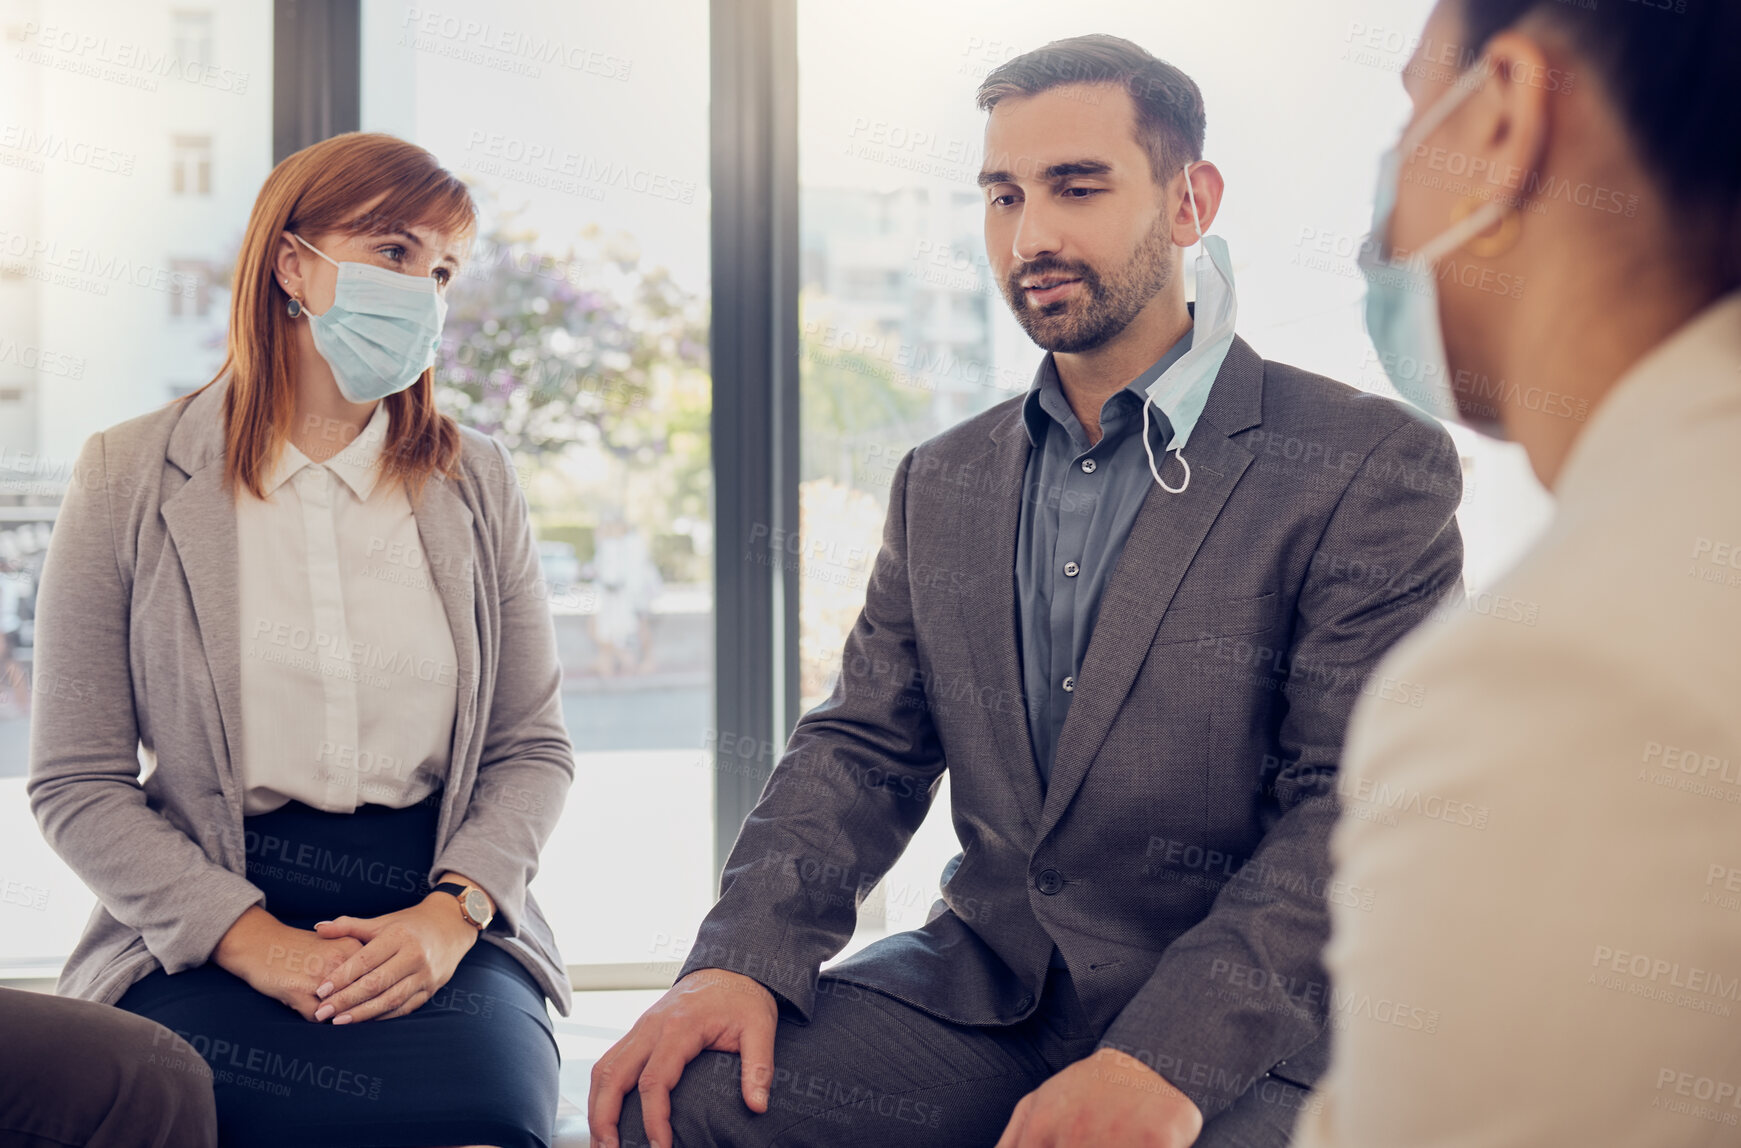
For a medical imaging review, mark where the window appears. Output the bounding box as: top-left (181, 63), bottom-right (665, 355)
top-left (172, 134), bottom-right (213, 195)
top-left (168, 259), bottom-right (215, 318)
top-left (171, 9), bottom-right (213, 71)
top-left (0, 0), bottom-right (1558, 999)
top-left (362, 0), bottom-right (713, 973)
top-left (0, 0), bottom-right (274, 977)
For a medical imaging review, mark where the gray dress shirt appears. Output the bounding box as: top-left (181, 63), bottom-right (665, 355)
top-left (1014, 330), bottom-right (1193, 792)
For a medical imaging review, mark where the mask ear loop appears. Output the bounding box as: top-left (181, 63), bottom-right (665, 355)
top-left (1145, 167), bottom-right (1207, 496)
top-left (286, 233), bottom-right (340, 320)
top-left (1142, 398), bottom-right (1192, 494)
top-left (1183, 164), bottom-right (1206, 242)
top-left (291, 232), bottom-right (341, 267)
top-left (1380, 55), bottom-right (1497, 267)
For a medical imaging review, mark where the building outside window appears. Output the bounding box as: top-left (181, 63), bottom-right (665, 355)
top-left (171, 134), bottom-right (212, 195)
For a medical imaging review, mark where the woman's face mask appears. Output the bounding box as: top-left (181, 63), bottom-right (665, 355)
top-left (289, 232), bottom-right (449, 405)
top-left (1358, 56), bottom-right (1511, 437)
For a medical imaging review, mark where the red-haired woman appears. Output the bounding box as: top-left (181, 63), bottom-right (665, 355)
top-left (28, 131), bottom-right (574, 1148)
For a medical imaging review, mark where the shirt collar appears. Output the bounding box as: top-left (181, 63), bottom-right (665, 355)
top-left (1021, 323), bottom-right (1195, 449)
top-left (1555, 288), bottom-right (1741, 507)
top-left (262, 402), bottom-right (390, 501)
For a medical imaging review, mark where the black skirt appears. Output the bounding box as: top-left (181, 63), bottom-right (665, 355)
top-left (116, 795), bottom-right (560, 1148)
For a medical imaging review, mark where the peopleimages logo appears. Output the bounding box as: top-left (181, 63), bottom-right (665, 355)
top-left (243, 831), bottom-right (427, 896)
top-left (150, 1026), bottom-right (383, 1100)
top-left (399, 8), bottom-right (632, 80)
top-left (1589, 945), bottom-right (1739, 1018)
top-left (1643, 742), bottom-right (1741, 785)
top-left (0, 126), bottom-right (135, 176)
top-left (17, 21), bottom-right (250, 93)
top-left (1655, 1068), bottom-right (1741, 1128)
top-left (463, 132), bottom-right (696, 204)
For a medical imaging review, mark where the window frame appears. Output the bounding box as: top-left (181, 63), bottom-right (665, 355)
top-left (271, 0), bottom-right (803, 993)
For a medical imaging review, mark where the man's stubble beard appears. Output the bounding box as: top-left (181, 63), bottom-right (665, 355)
top-left (1001, 213), bottom-right (1177, 354)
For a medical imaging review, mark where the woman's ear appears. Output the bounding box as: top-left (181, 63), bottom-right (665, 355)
top-left (273, 231), bottom-right (304, 300)
top-left (1452, 32), bottom-right (1556, 215)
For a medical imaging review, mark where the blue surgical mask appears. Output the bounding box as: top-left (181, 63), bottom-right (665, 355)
top-left (1359, 59), bottom-right (1507, 432)
top-left (1142, 168), bottom-right (1237, 495)
top-left (290, 233), bottom-right (448, 404)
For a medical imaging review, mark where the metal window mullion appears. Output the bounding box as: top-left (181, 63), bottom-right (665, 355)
top-left (273, 0), bottom-right (360, 165)
top-left (709, 0), bottom-right (801, 883)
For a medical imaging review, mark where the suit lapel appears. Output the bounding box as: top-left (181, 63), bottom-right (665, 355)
top-left (949, 414), bottom-right (1045, 837)
top-left (1034, 339), bottom-right (1264, 843)
top-left (411, 470), bottom-right (480, 839)
top-left (159, 463), bottom-right (247, 795)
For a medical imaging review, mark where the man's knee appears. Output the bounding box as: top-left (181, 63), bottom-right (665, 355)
top-left (0, 991), bottom-right (217, 1148)
top-left (92, 1006), bottom-right (219, 1146)
top-left (1196, 1074), bottom-right (1314, 1148)
top-left (616, 1049), bottom-right (750, 1148)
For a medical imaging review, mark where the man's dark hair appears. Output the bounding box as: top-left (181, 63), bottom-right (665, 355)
top-left (1460, 0), bottom-right (1741, 282)
top-left (975, 34), bottom-right (1207, 184)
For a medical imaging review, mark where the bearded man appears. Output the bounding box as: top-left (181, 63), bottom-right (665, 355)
top-left (593, 33), bottom-right (1467, 1148)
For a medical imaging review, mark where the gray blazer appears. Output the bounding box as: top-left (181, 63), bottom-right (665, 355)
top-left (677, 337), bottom-right (1465, 1118)
top-left (27, 379), bottom-right (575, 1016)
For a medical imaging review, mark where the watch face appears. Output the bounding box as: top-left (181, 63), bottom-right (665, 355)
top-left (461, 888), bottom-right (491, 926)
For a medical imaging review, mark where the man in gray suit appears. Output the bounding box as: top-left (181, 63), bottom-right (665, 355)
top-left (591, 34), bottom-right (1464, 1148)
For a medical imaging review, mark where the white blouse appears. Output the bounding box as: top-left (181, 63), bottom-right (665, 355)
top-left (235, 401), bottom-right (459, 816)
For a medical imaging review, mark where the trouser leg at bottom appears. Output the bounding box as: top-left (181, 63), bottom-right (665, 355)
top-left (0, 986), bottom-right (218, 1148)
top-left (616, 981), bottom-right (1061, 1148)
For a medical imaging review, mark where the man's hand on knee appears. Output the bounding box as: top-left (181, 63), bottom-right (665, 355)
top-left (995, 1047), bottom-right (1203, 1148)
top-left (587, 967), bottom-right (779, 1148)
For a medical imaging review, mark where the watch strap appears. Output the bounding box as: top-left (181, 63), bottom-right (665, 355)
top-left (431, 881), bottom-right (489, 929)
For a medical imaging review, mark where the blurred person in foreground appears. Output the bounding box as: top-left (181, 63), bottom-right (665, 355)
top-left (1295, 1), bottom-right (1741, 1145)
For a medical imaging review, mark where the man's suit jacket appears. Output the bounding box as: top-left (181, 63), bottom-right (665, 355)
top-left (678, 335), bottom-right (1465, 1117)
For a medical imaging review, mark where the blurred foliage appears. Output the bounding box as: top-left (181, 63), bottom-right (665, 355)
top-left (535, 521), bottom-right (596, 563)
top-left (797, 291), bottom-right (933, 488)
top-left (433, 209), bottom-right (712, 575)
top-left (795, 292), bottom-right (939, 706)
top-left (796, 477), bottom-right (887, 709)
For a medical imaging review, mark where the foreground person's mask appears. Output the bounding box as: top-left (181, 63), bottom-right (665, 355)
top-left (1359, 57), bottom-right (1509, 434)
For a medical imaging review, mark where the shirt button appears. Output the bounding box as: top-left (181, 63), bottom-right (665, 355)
top-left (1063, 561), bottom-right (1080, 577)
top-left (1080, 458), bottom-right (1097, 474)
top-left (1061, 676), bottom-right (1075, 693)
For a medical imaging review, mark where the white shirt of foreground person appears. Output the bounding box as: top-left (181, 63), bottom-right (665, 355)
top-left (1294, 292), bottom-right (1741, 1148)
top-left (234, 399), bottom-right (458, 815)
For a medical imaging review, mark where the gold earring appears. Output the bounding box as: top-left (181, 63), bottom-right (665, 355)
top-left (1452, 195), bottom-right (1522, 258)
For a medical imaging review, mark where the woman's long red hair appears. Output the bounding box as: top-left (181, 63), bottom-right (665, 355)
top-left (185, 131), bottom-right (476, 505)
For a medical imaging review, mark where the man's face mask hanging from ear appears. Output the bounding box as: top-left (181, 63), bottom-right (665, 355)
top-left (1142, 166), bottom-right (1238, 495)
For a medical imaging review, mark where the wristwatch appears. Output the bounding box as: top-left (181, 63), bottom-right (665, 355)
top-left (431, 881), bottom-right (494, 931)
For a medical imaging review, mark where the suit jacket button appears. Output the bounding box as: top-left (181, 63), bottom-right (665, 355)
top-left (1036, 868), bottom-right (1064, 895)
top-left (1017, 995), bottom-right (1034, 1010)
